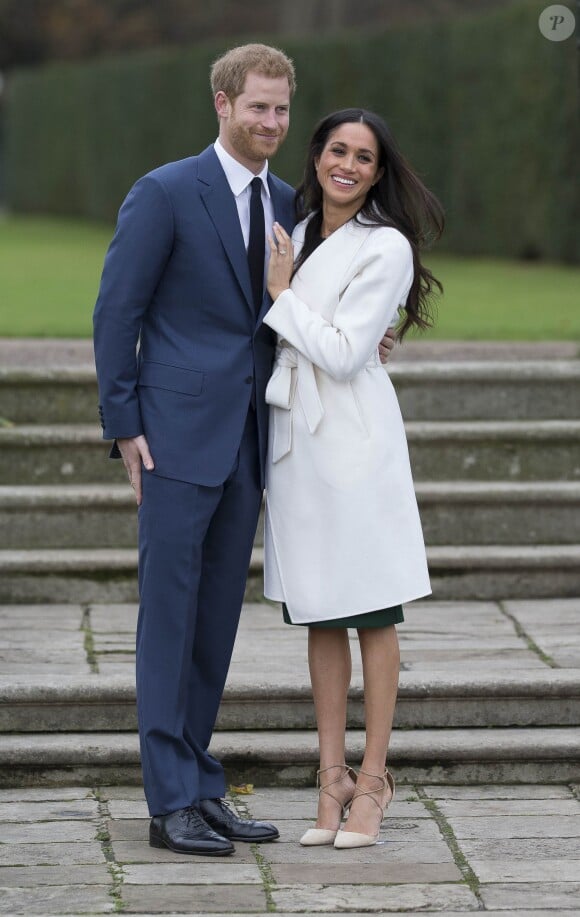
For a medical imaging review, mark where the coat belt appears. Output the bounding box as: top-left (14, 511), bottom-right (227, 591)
top-left (265, 346), bottom-right (324, 462)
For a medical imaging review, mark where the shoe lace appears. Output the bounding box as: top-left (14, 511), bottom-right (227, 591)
top-left (182, 806), bottom-right (210, 830)
top-left (210, 798), bottom-right (239, 828)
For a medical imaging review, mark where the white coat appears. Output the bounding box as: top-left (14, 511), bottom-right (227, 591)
top-left (262, 216), bottom-right (431, 624)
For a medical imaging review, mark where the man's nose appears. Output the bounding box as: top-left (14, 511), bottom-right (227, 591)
top-left (260, 108), bottom-right (278, 129)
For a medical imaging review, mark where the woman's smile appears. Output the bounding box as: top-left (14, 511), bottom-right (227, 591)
top-left (331, 174), bottom-right (357, 187)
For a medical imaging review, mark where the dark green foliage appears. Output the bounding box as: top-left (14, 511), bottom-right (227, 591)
top-left (4, 0), bottom-right (578, 261)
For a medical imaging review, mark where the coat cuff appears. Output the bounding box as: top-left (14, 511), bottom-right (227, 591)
top-left (98, 402), bottom-right (143, 442)
top-left (262, 289), bottom-right (295, 335)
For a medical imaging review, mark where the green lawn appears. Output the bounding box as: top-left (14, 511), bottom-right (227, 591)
top-left (1, 214), bottom-right (578, 339)
top-left (0, 215), bottom-right (112, 337)
top-left (425, 253), bottom-right (580, 341)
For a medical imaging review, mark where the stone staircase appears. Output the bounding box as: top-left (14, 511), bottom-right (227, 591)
top-left (1, 344), bottom-right (579, 787)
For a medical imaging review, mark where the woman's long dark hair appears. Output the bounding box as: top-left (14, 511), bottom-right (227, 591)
top-left (293, 108), bottom-right (444, 338)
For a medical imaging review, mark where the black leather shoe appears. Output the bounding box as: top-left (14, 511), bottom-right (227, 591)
top-left (199, 797), bottom-right (280, 842)
top-left (149, 805), bottom-right (234, 856)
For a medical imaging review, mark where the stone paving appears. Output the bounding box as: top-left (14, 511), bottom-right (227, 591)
top-left (1, 598), bottom-right (580, 912)
top-left (2, 598), bottom-right (580, 681)
top-left (1, 783), bottom-right (580, 914)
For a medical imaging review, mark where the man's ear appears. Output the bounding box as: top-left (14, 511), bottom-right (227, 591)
top-left (215, 91), bottom-right (231, 119)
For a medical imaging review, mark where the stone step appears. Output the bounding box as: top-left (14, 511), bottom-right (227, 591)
top-left (1, 545), bottom-right (579, 603)
top-left (1, 420), bottom-right (578, 484)
top-left (392, 361), bottom-right (580, 421)
top-left (408, 420), bottom-right (580, 482)
top-left (3, 481), bottom-right (580, 548)
top-left (2, 361), bottom-right (579, 424)
top-left (416, 481), bottom-right (580, 545)
top-left (0, 485), bottom-right (137, 549)
top-left (0, 425), bottom-right (126, 485)
top-left (0, 671), bottom-right (578, 734)
top-left (0, 367), bottom-right (97, 426)
top-left (0, 727), bottom-right (578, 787)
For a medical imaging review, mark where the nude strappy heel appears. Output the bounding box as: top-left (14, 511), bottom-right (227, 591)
top-left (299, 764), bottom-right (356, 846)
top-left (333, 767), bottom-right (395, 848)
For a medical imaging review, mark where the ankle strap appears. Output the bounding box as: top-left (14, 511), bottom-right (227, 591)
top-left (316, 764), bottom-right (356, 791)
top-left (357, 768), bottom-right (388, 783)
top-left (351, 768), bottom-right (395, 812)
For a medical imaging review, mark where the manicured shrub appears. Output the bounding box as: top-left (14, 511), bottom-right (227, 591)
top-left (4, 0), bottom-right (578, 261)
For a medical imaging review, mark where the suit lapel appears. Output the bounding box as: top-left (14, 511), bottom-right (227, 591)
top-left (197, 146), bottom-right (254, 313)
top-left (255, 175), bottom-right (296, 325)
top-left (269, 174), bottom-right (295, 234)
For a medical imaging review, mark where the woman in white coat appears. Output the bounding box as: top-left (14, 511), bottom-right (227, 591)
top-left (263, 109), bottom-right (444, 849)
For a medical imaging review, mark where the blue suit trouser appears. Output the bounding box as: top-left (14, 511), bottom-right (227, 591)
top-left (136, 408), bottom-right (262, 816)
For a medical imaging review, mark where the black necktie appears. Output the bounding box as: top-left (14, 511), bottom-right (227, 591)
top-left (247, 177), bottom-right (265, 315)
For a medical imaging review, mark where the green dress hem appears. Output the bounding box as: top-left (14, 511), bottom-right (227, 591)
top-left (282, 603), bottom-right (404, 628)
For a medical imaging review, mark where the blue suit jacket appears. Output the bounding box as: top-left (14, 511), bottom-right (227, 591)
top-left (93, 146), bottom-right (296, 487)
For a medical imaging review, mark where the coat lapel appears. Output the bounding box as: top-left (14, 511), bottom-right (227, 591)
top-left (197, 146), bottom-right (254, 313)
top-left (293, 219), bottom-right (371, 296)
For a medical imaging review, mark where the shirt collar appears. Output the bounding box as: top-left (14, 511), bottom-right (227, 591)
top-left (214, 138), bottom-right (271, 198)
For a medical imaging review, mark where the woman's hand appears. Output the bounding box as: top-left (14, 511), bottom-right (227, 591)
top-left (267, 222), bottom-right (294, 301)
top-left (379, 327), bottom-right (397, 363)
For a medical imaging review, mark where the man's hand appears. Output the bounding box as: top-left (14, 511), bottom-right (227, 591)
top-left (379, 327), bottom-right (397, 364)
top-left (117, 435), bottom-right (154, 506)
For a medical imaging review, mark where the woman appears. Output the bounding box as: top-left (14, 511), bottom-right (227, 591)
top-left (262, 109), bottom-right (444, 849)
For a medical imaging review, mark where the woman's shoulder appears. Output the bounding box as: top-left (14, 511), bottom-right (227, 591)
top-left (357, 222), bottom-right (413, 265)
top-left (357, 219), bottom-right (410, 248)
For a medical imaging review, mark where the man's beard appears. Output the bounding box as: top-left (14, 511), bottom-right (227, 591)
top-left (229, 122), bottom-right (285, 163)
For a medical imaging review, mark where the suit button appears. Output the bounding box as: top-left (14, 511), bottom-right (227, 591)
top-left (245, 376), bottom-right (253, 384)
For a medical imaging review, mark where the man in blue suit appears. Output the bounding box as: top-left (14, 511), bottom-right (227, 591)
top-left (93, 44), bottom-right (296, 855)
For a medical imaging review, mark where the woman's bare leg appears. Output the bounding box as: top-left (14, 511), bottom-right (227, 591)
top-left (342, 625), bottom-right (399, 836)
top-left (308, 627), bottom-right (356, 828)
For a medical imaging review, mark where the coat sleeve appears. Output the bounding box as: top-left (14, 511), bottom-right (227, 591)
top-left (262, 228), bottom-right (413, 382)
top-left (92, 175), bottom-right (174, 440)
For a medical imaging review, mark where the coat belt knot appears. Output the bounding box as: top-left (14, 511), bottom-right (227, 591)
top-left (265, 345), bottom-right (324, 463)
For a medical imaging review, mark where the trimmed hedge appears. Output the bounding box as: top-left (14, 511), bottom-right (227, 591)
top-left (4, 0), bottom-right (579, 261)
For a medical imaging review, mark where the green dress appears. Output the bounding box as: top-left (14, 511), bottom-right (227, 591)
top-left (282, 603), bottom-right (404, 628)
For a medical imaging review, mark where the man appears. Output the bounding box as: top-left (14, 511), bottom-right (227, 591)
top-left (94, 43), bottom-right (394, 857)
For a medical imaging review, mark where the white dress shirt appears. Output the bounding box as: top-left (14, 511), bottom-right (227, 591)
top-left (214, 139), bottom-right (274, 265)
